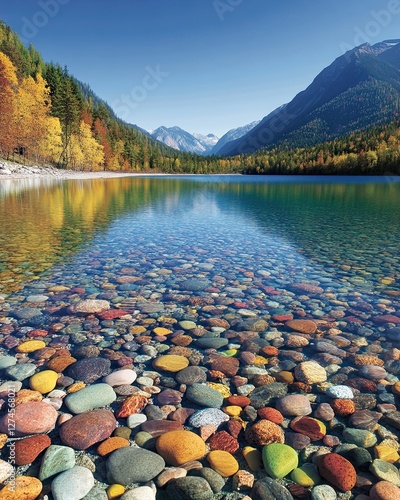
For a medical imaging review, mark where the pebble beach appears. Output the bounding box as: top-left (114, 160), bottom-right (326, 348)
top-left (0, 170), bottom-right (399, 500)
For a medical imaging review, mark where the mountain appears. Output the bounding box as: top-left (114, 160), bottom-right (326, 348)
top-left (151, 126), bottom-right (218, 155)
top-left (210, 120), bottom-right (261, 155)
top-left (220, 40), bottom-right (400, 156)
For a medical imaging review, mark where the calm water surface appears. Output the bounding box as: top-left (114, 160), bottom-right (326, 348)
top-left (0, 175), bottom-right (399, 322)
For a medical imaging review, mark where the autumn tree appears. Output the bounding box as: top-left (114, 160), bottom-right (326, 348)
top-left (0, 52), bottom-right (17, 157)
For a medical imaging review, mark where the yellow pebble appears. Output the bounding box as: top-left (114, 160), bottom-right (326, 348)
top-left (224, 405), bottom-right (242, 417)
top-left (381, 278), bottom-right (395, 285)
top-left (107, 484), bottom-right (125, 499)
top-left (206, 382), bottom-right (231, 397)
top-left (153, 327), bottom-right (172, 335)
top-left (242, 446), bottom-right (262, 472)
top-left (207, 450), bottom-right (239, 477)
top-left (29, 370), bottom-right (59, 394)
top-left (129, 326), bottom-right (147, 335)
top-left (254, 355), bottom-right (269, 365)
top-left (222, 349), bottom-right (238, 357)
top-left (67, 381), bottom-right (86, 393)
top-left (152, 355), bottom-right (189, 372)
top-left (374, 445), bottom-right (400, 463)
top-left (0, 475), bottom-right (42, 499)
top-left (16, 340), bottom-right (46, 353)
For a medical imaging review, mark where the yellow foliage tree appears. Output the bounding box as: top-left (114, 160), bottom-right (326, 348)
top-left (0, 52), bottom-right (18, 157)
top-left (39, 116), bottom-right (63, 163)
top-left (68, 121), bottom-right (104, 171)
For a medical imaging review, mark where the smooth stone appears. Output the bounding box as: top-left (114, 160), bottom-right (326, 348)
top-left (103, 369), bottom-right (137, 386)
top-left (39, 445), bottom-right (76, 481)
top-left (358, 366), bottom-right (387, 381)
top-left (5, 363), bottom-right (37, 381)
top-left (152, 355), bottom-right (189, 372)
top-left (64, 383), bottom-right (116, 413)
top-left (127, 413), bottom-right (147, 429)
top-left (249, 383), bottom-right (288, 408)
top-left (120, 486), bottom-right (155, 500)
top-left (29, 370), bottom-right (59, 394)
top-left (156, 467), bottom-right (188, 488)
top-left (175, 366), bottom-right (207, 385)
top-left (294, 361), bottom-right (327, 384)
top-left (189, 408), bottom-right (229, 428)
top-left (369, 459), bottom-right (400, 485)
top-left (51, 465), bottom-right (94, 500)
top-left (276, 395), bottom-right (312, 417)
top-left (140, 420), bottom-right (183, 437)
top-left (290, 416), bottom-right (326, 441)
top-left (341, 447), bottom-right (372, 467)
top-left (68, 299), bottom-right (110, 314)
top-left (179, 320), bottom-right (197, 330)
top-left (318, 453), bottom-right (357, 492)
top-left (311, 484), bottom-right (337, 500)
top-left (291, 464), bottom-right (321, 487)
top-left (369, 481), bottom-right (400, 500)
top-left (186, 384), bottom-right (224, 408)
top-left (251, 476), bottom-right (294, 500)
top-left (0, 476), bottom-right (43, 500)
top-left (0, 401), bottom-right (58, 436)
top-left (59, 409), bottom-right (117, 450)
top-left (0, 356), bottom-right (17, 369)
top-left (286, 319), bottom-right (317, 334)
top-left (97, 437), bottom-right (130, 456)
top-left (16, 340), bottom-right (46, 353)
top-left (166, 477), bottom-right (214, 500)
top-left (156, 430), bottom-right (207, 466)
top-left (342, 428), bottom-right (377, 447)
top-left (195, 338), bottom-right (229, 349)
top-left (193, 467), bottom-right (225, 493)
top-left (180, 279), bottom-right (210, 291)
top-left (207, 450), bottom-right (239, 477)
top-left (67, 357), bottom-right (111, 384)
top-left (326, 385), bottom-right (354, 399)
top-left (262, 443), bottom-right (299, 479)
top-left (14, 434), bottom-right (51, 466)
top-left (106, 447), bottom-right (165, 485)
top-left (0, 459), bottom-right (14, 483)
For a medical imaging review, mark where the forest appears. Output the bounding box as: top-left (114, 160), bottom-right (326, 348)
top-left (0, 20), bottom-right (400, 176)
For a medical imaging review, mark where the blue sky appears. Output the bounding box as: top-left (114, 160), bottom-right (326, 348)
top-left (2, 0), bottom-right (400, 136)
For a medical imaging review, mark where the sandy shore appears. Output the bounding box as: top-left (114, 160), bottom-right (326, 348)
top-left (0, 160), bottom-right (168, 180)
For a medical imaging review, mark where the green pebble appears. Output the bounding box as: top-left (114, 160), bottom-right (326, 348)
top-left (342, 428), bottom-right (377, 448)
top-left (134, 431), bottom-right (156, 450)
top-left (291, 464), bottom-right (321, 487)
top-left (262, 443), bottom-right (298, 479)
top-left (113, 426), bottom-right (132, 440)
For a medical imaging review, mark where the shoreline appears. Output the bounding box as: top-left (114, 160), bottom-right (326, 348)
top-left (0, 160), bottom-right (172, 180)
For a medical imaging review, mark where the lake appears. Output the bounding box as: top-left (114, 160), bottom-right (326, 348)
top-left (0, 175), bottom-right (400, 495)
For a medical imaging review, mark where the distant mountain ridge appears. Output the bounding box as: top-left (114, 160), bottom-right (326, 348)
top-left (210, 120), bottom-right (261, 155)
top-left (219, 39), bottom-right (400, 156)
top-left (150, 126), bottom-right (218, 155)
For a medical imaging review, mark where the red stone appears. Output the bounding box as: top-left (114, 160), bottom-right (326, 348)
top-left (140, 420), bottom-right (183, 437)
top-left (208, 431), bottom-right (239, 453)
top-left (373, 315), bottom-right (400, 324)
top-left (226, 395), bottom-right (251, 407)
top-left (0, 402), bottom-right (58, 437)
top-left (14, 434), bottom-right (51, 465)
top-left (59, 409), bottom-right (117, 450)
top-left (261, 346), bottom-right (279, 357)
top-left (169, 408), bottom-right (195, 424)
top-left (330, 399), bottom-right (356, 417)
top-left (115, 395), bottom-right (148, 418)
top-left (97, 309), bottom-right (129, 320)
top-left (318, 453), bottom-right (356, 492)
top-left (227, 420), bottom-right (243, 439)
top-left (273, 314), bottom-right (293, 322)
top-left (27, 329), bottom-right (48, 338)
top-left (257, 407), bottom-right (284, 425)
top-left (290, 416), bottom-right (325, 441)
top-left (210, 354), bottom-right (239, 377)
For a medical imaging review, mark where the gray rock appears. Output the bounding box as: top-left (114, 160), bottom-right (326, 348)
top-left (83, 485), bottom-right (108, 500)
top-left (64, 383), bottom-right (116, 414)
top-left (175, 366), bottom-right (207, 385)
top-left (192, 468), bottom-right (225, 493)
top-left (311, 484), bottom-right (337, 500)
top-left (67, 357), bottom-right (111, 384)
top-left (195, 338), bottom-right (228, 349)
top-left (51, 465), bottom-right (94, 500)
top-left (5, 363), bottom-right (37, 381)
top-left (180, 279), bottom-right (210, 291)
top-left (251, 477), bottom-right (293, 499)
top-left (166, 476), bottom-right (214, 499)
top-left (189, 408), bottom-right (229, 428)
top-left (185, 384), bottom-right (224, 408)
top-left (106, 447), bottom-right (165, 485)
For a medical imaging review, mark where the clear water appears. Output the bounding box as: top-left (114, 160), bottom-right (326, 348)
top-left (0, 176), bottom-right (399, 304)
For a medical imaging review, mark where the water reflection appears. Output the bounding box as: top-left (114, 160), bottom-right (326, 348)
top-left (0, 176), bottom-right (399, 295)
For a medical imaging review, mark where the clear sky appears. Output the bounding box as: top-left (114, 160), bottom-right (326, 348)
top-left (1, 0), bottom-right (400, 136)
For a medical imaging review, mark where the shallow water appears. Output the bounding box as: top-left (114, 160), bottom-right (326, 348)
top-left (0, 175), bottom-right (399, 306)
